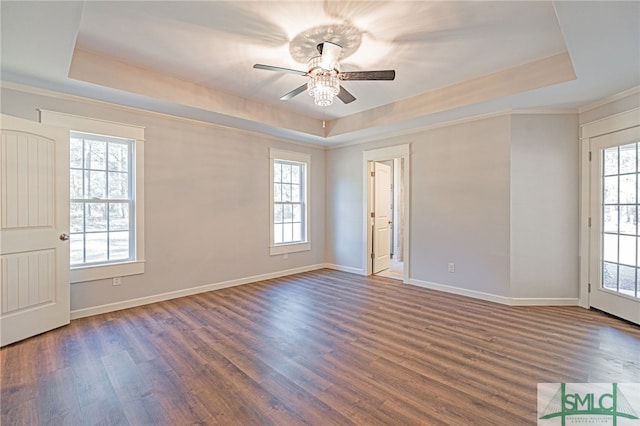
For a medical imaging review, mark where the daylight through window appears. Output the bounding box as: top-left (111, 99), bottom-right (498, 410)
top-left (270, 149), bottom-right (310, 255)
top-left (70, 131), bottom-right (135, 266)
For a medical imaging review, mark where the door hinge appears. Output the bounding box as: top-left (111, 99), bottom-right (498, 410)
top-left (589, 151), bottom-right (592, 161)
top-left (588, 283), bottom-right (591, 293)
top-left (371, 212), bottom-right (375, 218)
top-left (371, 252), bottom-right (375, 260)
top-left (588, 217), bottom-right (591, 227)
top-left (371, 171), bottom-right (375, 177)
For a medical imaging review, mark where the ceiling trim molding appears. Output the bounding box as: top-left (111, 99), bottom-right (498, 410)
top-left (68, 48), bottom-right (325, 138)
top-left (577, 85), bottom-right (640, 114)
top-left (0, 80), bottom-right (325, 150)
top-left (327, 51), bottom-right (576, 138)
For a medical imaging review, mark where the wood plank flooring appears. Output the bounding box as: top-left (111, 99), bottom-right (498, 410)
top-left (2, 269), bottom-right (639, 425)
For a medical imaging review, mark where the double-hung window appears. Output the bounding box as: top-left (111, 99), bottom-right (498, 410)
top-left (269, 149), bottom-right (310, 255)
top-left (40, 110), bottom-right (145, 283)
top-left (70, 132), bottom-right (134, 266)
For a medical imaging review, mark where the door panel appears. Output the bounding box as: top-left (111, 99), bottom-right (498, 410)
top-left (373, 162), bottom-right (391, 273)
top-left (589, 125), bottom-right (640, 325)
top-left (1, 114), bottom-right (70, 346)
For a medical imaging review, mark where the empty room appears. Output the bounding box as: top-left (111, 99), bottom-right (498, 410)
top-left (1, 1), bottom-right (639, 424)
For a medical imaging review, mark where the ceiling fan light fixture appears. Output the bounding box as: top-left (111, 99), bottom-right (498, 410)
top-left (307, 73), bottom-right (340, 107)
top-left (307, 55), bottom-right (340, 106)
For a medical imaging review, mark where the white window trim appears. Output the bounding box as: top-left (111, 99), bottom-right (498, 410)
top-left (40, 110), bottom-right (145, 283)
top-left (269, 148), bottom-right (310, 255)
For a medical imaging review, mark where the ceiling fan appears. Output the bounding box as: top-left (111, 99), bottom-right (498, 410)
top-left (253, 41), bottom-right (396, 107)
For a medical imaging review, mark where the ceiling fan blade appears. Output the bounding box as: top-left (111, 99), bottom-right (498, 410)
top-left (320, 41), bottom-right (342, 70)
top-left (337, 86), bottom-right (356, 104)
top-left (253, 64), bottom-right (307, 76)
top-left (280, 84), bottom-right (308, 101)
top-left (340, 70), bottom-right (396, 81)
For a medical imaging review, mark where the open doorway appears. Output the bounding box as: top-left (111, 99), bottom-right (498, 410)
top-left (373, 159), bottom-right (404, 280)
top-left (363, 144), bottom-right (410, 281)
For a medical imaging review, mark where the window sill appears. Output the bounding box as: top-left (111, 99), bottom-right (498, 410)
top-left (270, 242), bottom-right (310, 256)
top-left (71, 260), bottom-right (145, 283)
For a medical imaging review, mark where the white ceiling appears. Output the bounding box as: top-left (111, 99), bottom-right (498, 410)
top-left (1, 1), bottom-right (639, 146)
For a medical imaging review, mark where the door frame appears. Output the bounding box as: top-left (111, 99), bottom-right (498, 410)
top-left (579, 108), bottom-right (640, 310)
top-left (363, 144), bottom-right (410, 280)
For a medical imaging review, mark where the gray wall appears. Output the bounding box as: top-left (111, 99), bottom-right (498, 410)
top-left (510, 114), bottom-right (579, 298)
top-left (2, 84), bottom-right (586, 309)
top-left (327, 113), bottom-right (580, 301)
top-left (2, 87), bottom-right (326, 312)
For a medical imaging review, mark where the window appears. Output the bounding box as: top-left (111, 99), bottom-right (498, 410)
top-left (40, 110), bottom-right (145, 283)
top-left (601, 141), bottom-right (639, 299)
top-left (270, 149), bottom-right (310, 255)
top-left (70, 132), bottom-right (134, 266)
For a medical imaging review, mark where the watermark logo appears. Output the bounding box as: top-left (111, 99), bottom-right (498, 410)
top-left (538, 383), bottom-right (640, 425)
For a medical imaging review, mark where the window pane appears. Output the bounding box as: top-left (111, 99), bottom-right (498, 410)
top-left (71, 202), bottom-right (84, 233)
top-left (282, 164), bottom-right (291, 183)
top-left (274, 163), bottom-right (281, 183)
top-left (108, 172), bottom-right (129, 199)
top-left (619, 143), bottom-right (636, 174)
top-left (291, 184), bottom-right (300, 202)
top-left (603, 176), bottom-right (618, 204)
top-left (86, 170), bottom-right (106, 199)
top-left (603, 262), bottom-right (618, 290)
top-left (292, 223), bottom-right (301, 242)
top-left (283, 204), bottom-right (292, 222)
top-left (70, 234), bottom-right (84, 265)
top-left (70, 169), bottom-right (84, 199)
top-left (85, 232), bottom-right (108, 263)
top-left (291, 164), bottom-right (300, 184)
top-left (619, 265), bottom-right (636, 296)
top-left (274, 204), bottom-right (283, 223)
top-left (274, 224), bottom-right (283, 244)
top-left (603, 233), bottom-right (618, 263)
top-left (282, 184), bottom-right (291, 202)
top-left (109, 231), bottom-right (130, 260)
top-left (274, 183), bottom-right (281, 202)
top-left (85, 140), bottom-right (106, 170)
top-left (70, 138), bottom-right (83, 168)
top-left (620, 174), bottom-right (636, 204)
top-left (283, 223), bottom-right (293, 242)
top-left (604, 147), bottom-right (618, 176)
top-left (85, 203), bottom-right (107, 232)
top-left (603, 206), bottom-right (618, 233)
top-left (109, 204), bottom-right (129, 231)
top-left (620, 205), bottom-right (636, 235)
top-left (619, 235), bottom-right (637, 266)
top-left (293, 204), bottom-right (301, 222)
top-left (108, 143), bottom-right (128, 172)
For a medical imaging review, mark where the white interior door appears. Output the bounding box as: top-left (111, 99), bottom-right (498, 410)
top-left (1, 114), bottom-right (70, 346)
top-left (589, 125), bottom-right (640, 325)
top-left (373, 162), bottom-right (391, 273)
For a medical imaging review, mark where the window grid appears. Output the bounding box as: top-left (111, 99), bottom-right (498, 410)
top-left (273, 160), bottom-right (305, 245)
top-left (601, 141), bottom-right (639, 299)
top-left (70, 132), bottom-right (134, 267)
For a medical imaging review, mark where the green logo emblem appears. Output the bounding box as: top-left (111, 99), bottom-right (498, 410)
top-left (538, 383), bottom-right (639, 425)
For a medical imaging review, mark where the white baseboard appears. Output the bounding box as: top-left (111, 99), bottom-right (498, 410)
top-left (323, 263), bottom-right (366, 275)
top-left (507, 297), bottom-right (579, 306)
top-left (70, 264), bottom-right (326, 320)
top-left (406, 278), bottom-right (579, 306)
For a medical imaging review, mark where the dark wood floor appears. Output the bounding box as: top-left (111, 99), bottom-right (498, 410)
top-left (2, 269), bottom-right (639, 425)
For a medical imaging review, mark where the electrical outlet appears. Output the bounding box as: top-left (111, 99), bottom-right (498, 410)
top-left (448, 263), bottom-right (455, 273)
top-left (113, 277), bottom-right (122, 286)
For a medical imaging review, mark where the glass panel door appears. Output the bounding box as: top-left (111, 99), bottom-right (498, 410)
top-left (590, 126), bottom-right (640, 325)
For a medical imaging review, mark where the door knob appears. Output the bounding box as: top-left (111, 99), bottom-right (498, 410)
top-left (59, 233), bottom-right (70, 241)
